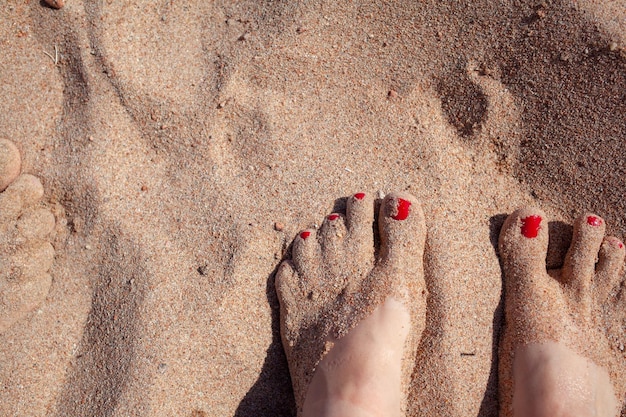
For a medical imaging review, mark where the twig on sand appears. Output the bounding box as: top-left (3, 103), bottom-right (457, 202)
top-left (43, 45), bottom-right (59, 65)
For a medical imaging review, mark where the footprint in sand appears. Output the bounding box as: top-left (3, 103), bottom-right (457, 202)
top-left (499, 208), bottom-right (626, 416)
top-left (275, 191), bottom-right (427, 416)
top-left (0, 139), bottom-right (56, 333)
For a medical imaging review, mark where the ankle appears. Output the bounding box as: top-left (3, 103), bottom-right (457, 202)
top-left (305, 398), bottom-right (398, 417)
top-left (303, 368), bottom-right (402, 417)
top-left (302, 299), bottom-right (410, 417)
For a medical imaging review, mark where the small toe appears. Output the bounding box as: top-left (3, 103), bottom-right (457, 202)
top-left (346, 192), bottom-right (374, 253)
top-left (275, 260), bottom-right (301, 312)
top-left (17, 208), bottom-right (55, 240)
top-left (562, 213), bottom-right (605, 292)
top-left (319, 213), bottom-right (348, 248)
top-left (498, 207), bottom-right (549, 277)
top-left (291, 229), bottom-right (321, 284)
top-left (0, 139), bottom-right (21, 192)
top-left (319, 213), bottom-right (349, 270)
top-left (595, 236), bottom-right (625, 300)
top-left (275, 260), bottom-right (302, 347)
top-left (377, 192), bottom-right (426, 271)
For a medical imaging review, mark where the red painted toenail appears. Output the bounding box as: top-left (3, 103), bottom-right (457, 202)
top-left (300, 231), bottom-right (311, 240)
top-left (521, 215), bottom-right (542, 238)
top-left (328, 214), bottom-right (339, 221)
top-left (392, 198), bottom-right (411, 220)
top-left (354, 192), bottom-right (366, 200)
top-left (587, 216), bottom-right (602, 227)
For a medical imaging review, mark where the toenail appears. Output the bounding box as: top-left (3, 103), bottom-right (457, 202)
top-left (611, 238), bottom-right (624, 249)
top-left (300, 231), bottom-right (311, 240)
top-left (520, 215), bottom-right (542, 238)
top-left (354, 192), bottom-right (366, 200)
top-left (587, 216), bottom-right (603, 227)
top-left (392, 198), bottom-right (411, 221)
top-left (328, 214), bottom-right (339, 221)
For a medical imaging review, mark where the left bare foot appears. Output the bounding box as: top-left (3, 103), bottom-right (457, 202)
top-left (276, 191), bottom-right (428, 417)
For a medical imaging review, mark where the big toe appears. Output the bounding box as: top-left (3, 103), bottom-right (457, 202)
top-left (377, 192), bottom-right (426, 274)
top-left (498, 207), bottom-right (549, 278)
top-left (0, 139), bottom-right (21, 192)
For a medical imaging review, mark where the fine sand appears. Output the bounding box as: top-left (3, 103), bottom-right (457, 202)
top-left (1, 1), bottom-right (625, 416)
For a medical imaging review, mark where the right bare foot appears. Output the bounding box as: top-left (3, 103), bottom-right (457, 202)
top-left (276, 192), bottom-right (428, 417)
top-left (0, 139), bottom-right (56, 333)
top-left (498, 208), bottom-right (625, 417)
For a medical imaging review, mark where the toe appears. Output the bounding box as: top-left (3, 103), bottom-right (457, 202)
top-left (498, 207), bottom-right (549, 278)
top-left (377, 192), bottom-right (426, 272)
top-left (319, 213), bottom-right (348, 250)
top-left (595, 236), bottom-right (625, 300)
top-left (17, 208), bottom-right (55, 240)
top-left (292, 229), bottom-right (321, 286)
top-left (0, 139), bottom-right (21, 192)
top-left (275, 261), bottom-right (300, 350)
top-left (562, 213), bottom-right (605, 293)
top-left (0, 174), bottom-right (44, 223)
top-left (275, 260), bottom-right (301, 318)
top-left (346, 192), bottom-right (374, 253)
top-left (12, 242), bottom-right (55, 278)
top-left (8, 174), bottom-right (44, 208)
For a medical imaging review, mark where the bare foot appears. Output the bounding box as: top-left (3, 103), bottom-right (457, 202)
top-left (498, 208), bottom-right (625, 417)
top-left (0, 139), bottom-right (56, 333)
top-left (275, 192), bottom-right (427, 417)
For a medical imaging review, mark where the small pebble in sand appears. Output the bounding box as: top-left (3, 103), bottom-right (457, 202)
top-left (388, 90), bottom-right (398, 99)
top-left (44, 0), bottom-right (64, 9)
top-left (274, 222), bottom-right (284, 231)
top-left (141, 185), bottom-right (148, 192)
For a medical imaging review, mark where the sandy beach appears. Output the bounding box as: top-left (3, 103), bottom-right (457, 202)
top-left (1, 0), bottom-right (624, 415)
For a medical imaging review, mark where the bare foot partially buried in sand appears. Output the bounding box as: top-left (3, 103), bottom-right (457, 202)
top-left (275, 192), bottom-right (427, 417)
top-left (499, 208), bottom-right (626, 417)
top-left (0, 139), bottom-right (56, 333)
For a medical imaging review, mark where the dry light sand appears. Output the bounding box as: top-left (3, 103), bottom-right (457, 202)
top-left (1, 0), bottom-right (625, 416)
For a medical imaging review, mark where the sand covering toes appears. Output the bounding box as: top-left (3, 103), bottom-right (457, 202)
top-left (0, 141), bottom-right (56, 333)
top-left (276, 192), bottom-right (428, 415)
top-left (498, 208), bottom-right (626, 417)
